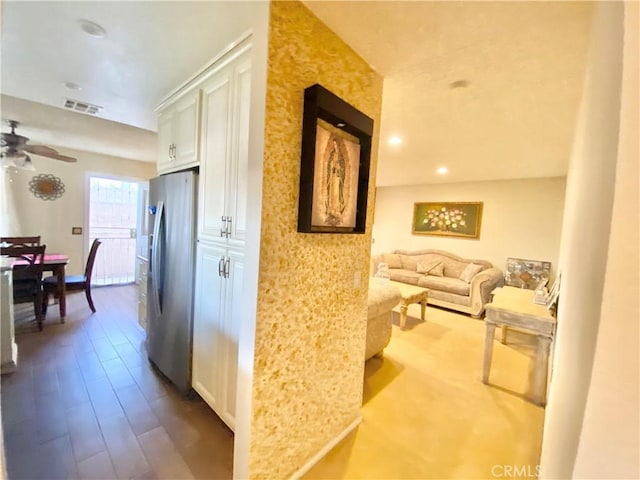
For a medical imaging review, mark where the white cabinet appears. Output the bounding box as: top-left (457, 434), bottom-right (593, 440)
top-left (191, 42), bottom-right (252, 432)
top-left (198, 46), bottom-right (251, 246)
top-left (192, 242), bottom-right (244, 430)
top-left (157, 89), bottom-right (201, 174)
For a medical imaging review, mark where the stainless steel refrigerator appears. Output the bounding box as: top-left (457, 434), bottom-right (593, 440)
top-left (147, 169), bottom-right (197, 394)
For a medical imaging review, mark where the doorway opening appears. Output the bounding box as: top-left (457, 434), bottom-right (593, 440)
top-left (88, 176), bottom-right (141, 286)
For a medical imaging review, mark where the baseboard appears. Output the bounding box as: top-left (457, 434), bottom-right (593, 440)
top-left (289, 415), bottom-right (362, 480)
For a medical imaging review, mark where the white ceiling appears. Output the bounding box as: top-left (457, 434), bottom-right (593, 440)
top-left (2, 1), bottom-right (594, 185)
top-left (1, 1), bottom-right (261, 163)
top-left (304, 1), bottom-right (594, 186)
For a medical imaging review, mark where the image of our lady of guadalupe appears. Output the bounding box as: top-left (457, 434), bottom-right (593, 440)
top-left (323, 137), bottom-right (349, 226)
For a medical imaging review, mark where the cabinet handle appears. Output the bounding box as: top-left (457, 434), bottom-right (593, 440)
top-left (224, 257), bottom-right (230, 279)
top-left (220, 216), bottom-right (227, 237)
top-left (168, 144), bottom-right (172, 160)
top-left (218, 257), bottom-right (225, 277)
top-left (172, 144), bottom-right (177, 159)
top-left (225, 216), bottom-right (232, 238)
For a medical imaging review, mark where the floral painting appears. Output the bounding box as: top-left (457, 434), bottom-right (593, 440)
top-left (412, 202), bottom-right (483, 238)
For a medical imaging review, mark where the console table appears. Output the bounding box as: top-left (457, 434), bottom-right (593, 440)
top-left (482, 286), bottom-right (556, 406)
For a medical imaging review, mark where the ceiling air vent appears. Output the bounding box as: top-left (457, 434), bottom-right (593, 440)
top-left (63, 98), bottom-right (102, 115)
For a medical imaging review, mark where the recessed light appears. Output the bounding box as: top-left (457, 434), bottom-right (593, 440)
top-left (64, 82), bottom-right (82, 91)
top-left (449, 80), bottom-right (470, 89)
top-left (388, 136), bottom-right (402, 145)
top-left (78, 19), bottom-right (106, 38)
top-left (336, 122), bottom-right (346, 128)
top-left (436, 167), bottom-right (449, 175)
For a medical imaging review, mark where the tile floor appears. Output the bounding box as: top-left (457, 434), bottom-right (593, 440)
top-left (1, 285), bottom-right (233, 480)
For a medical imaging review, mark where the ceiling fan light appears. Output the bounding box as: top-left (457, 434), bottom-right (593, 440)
top-left (18, 154), bottom-right (36, 171)
top-left (1, 150), bottom-right (35, 170)
top-left (1, 152), bottom-right (19, 169)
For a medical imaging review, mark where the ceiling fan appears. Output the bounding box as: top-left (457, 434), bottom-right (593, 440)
top-left (1, 120), bottom-right (77, 170)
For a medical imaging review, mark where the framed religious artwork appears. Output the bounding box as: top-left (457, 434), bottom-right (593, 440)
top-left (297, 84), bottom-right (374, 234)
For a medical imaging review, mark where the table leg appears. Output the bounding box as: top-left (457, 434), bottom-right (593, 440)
top-left (482, 321), bottom-right (496, 384)
top-left (399, 303), bottom-right (408, 329)
top-left (501, 325), bottom-right (508, 344)
top-left (533, 335), bottom-right (552, 406)
top-left (56, 265), bottom-right (66, 322)
top-left (420, 300), bottom-right (426, 322)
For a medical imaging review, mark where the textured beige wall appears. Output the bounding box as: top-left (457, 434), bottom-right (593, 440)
top-left (372, 177), bottom-right (566, 276)
top-left (6, 148), bottom-right (155, 275)
top-left (248, 1), bottom-right (383, 478)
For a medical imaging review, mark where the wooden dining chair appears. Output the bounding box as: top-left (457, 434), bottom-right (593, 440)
top-left (0, 236), bottom-right (41, 247)
top-left (1, 244), bottom-right (47, 330)
top-left (42, 238), bottom-right (102, 314)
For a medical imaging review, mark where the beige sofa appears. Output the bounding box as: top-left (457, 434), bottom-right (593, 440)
top-left (365, 280), bottom-right (401, 360)
top-left (371, 249), bottom-right (503, 318)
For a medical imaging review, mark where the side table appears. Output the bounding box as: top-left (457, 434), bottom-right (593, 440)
top-left (482, 286), bottom-right (556, 406)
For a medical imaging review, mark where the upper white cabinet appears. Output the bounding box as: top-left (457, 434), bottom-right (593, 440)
top-left (198, 46), bottom-right (251, 246)
top-left (157, 89), bottom-right (201, 174)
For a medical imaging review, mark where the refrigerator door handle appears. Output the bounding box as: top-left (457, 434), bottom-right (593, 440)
top-left (151, 200), bottom-right (165, 313)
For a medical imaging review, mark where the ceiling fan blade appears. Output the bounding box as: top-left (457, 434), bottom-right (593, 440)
top-left (22, 144), bottom-right (77, 163)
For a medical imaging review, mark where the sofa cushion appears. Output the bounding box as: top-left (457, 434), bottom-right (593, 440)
top-left (399, 255), bottom-right (420, 271)
top-left (383, 253), bottom-right (403, 269)
top-left (416, 260), bottom-right (440, 274)
top-left (440, 257), bottom-right (472, 278)
top-left (459, 263), bottom-right (484, 283)
top-left (389, 269), bottom-right (422, 285)
top-left (418, 275), bottom-right (471, 296)
top-left (429, 263), bottom-right (444, 277)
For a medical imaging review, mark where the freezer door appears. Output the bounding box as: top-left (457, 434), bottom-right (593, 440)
top-left (147, 171), bottom-right (197, 393)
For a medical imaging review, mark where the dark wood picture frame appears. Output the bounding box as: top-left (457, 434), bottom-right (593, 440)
top-left (297, 84), bottom-right (374, 234)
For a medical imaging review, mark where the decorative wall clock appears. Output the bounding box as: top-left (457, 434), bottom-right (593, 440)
top-left (29, 174), bottom-right (65, 201)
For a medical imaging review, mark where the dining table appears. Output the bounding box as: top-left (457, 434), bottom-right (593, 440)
top-left (12, 253), bottom-right (70, 320)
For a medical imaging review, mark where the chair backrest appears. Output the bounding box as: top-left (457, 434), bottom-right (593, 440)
top-left (0, 236), bottom-right (41, 247)
top-left (85, 239), bottom-right (102, 283)
top-left (1, 244), bottom-right (47, 282)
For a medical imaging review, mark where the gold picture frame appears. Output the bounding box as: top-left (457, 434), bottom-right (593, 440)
top-left (412, 202), bottom-right (483, 239)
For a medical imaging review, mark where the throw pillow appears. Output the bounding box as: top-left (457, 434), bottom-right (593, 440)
top-left (429, 262), bottom-right (445, 277)
top-left (459, 263), bottom-right (484, 283)
top-left (416, 260), bottom-right (440, 274)
top-left (383, 253), bottom-right (403, 269)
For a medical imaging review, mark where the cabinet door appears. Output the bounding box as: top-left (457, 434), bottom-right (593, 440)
top-left (198, 66), bottom-right (233, 242)
top-left (174, 89), bottom-right (200, 169)
top-left (157, 109), bottom-right (174, 173)
top-left (226, 54), bottom-right (251, 246)
top-left (192, 242), bottom-right (226, 413)
top-left (218, 247), bottom-right (244, 430)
